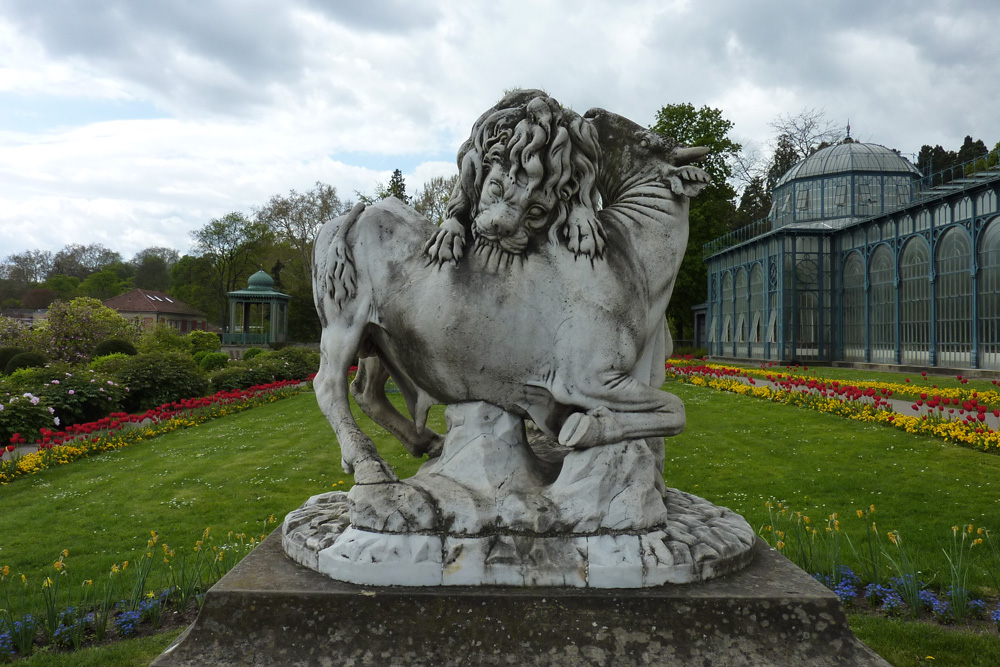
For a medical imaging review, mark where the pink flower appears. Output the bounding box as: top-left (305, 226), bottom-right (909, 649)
top-left (68, 389), bottom-right (75, 395)
top-left (51, 380), bottom-right (60, 385)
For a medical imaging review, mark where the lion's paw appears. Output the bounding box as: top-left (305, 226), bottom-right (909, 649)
top-left (563, 216), bottom-right (607, 259)
top-left (424, 217), bottom-right (467, 265)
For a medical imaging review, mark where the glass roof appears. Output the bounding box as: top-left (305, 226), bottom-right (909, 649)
top-left (775, 142), bottom-right (921, 187)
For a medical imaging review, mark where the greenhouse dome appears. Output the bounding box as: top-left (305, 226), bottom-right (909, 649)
top-left (770, 141), bottom-right (922, 229)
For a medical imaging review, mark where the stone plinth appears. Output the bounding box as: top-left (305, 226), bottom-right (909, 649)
top-left (151, 530), bottom-right (890, 667)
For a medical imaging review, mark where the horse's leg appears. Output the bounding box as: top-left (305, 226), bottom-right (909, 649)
top-left (315, 327), bottom-right (398, 485)
top-left (351, 356), bottom-right (443, 458)
top-left (556, 372), bottom-right (685, 449)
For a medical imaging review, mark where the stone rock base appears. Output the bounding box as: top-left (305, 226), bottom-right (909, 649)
top-left (282, 487), bottom-right (756, 587)
top-left (151, 530), bottom-right (889, 667)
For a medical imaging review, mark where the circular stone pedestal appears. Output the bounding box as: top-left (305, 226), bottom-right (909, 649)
top-left (282, 487), bottom-right (755, 588)
top-left (283, 402), bottom-right (755, 588)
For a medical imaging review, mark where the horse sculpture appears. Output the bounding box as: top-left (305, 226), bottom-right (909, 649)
top-left (311, 90), bottom-right (710, 486)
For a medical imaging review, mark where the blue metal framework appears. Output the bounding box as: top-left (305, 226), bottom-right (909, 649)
top-left (704, 152), bottom-right (1000, 369)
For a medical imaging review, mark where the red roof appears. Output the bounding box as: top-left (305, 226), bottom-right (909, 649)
top-left (103, 289), bottom-right (206, 317)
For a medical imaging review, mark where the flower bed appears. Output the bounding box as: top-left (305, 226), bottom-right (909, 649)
top-left (1, 380), bottom-right (304, 486)
top-left (665, 360), bottom-right (1000, 452)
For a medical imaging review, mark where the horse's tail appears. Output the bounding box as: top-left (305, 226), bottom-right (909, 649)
top-left (322, 202), bottom-right (366, 312)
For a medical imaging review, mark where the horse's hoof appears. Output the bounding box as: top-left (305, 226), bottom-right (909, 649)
top-left (351, 458), bottom-right (398, 485)
top-left (559, 412), bottom-right (595, 448)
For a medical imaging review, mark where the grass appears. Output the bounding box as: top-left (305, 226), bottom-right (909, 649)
top-left (11, 630), bottom-right (180, 667)
top-left (850, 615), bottom-right (1000, 666)
top-left (664, 379), bottom-right (1000, 584)
top-left (3, 380), bottom-right (1000, 663)
top-left (0, 389), bottom-right (444, 613)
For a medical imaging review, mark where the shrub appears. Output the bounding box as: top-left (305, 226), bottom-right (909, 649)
top-left (0, 317), bottom-right (30, 349)
top-left (88, 353), bottom-right (132, 376)
top-left (192, 350), bottom-right (210, 365)
top-left (4, 351), bottom-right (48, 374)
top-left (39, 298), bottom-right (143, 363)
top-left (32, 367), bottom-right (125, 427)
top-left (114, 352), bottom-right (209, 412)
top-left (138, 324), bottom-right (192, 355)
top-left (242, 347), bottom-right (264, 360)
top-left (187, 330), bottom-right (221, 353)
top-left (93, 338), bottom-right (138, 358)
top-left (198, 352), bottom-right (231, 372)
top-left (255, 347), bottom-right (320, 381)
top-left (0, 347), bottom-right (28, 374)
top-left (0, 390), bottom-right (55, 443)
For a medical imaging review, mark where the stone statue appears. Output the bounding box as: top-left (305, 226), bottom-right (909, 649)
top-left (283, 90), bottom-right (754, 587)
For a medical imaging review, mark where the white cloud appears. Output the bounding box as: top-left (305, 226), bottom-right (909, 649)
top-left (2, 0), bottom-right (999, 260)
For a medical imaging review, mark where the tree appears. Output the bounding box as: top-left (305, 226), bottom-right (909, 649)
top-left (385, 169), bottom-right (409, 203)
top-left (21, 288), bottom-right (57, 309)
top-left (734, 175), bottom-right (771, 228)
top-left (78, 268), bottom-right (130, 300)
top-left (169, 255), bottom-right (217, 321)
top-left (133, 255), bottom-right (172, 291)
top-left (766, 134), bottom-right (801, 193)
top-left (254, 182), bottom-right (353, 341)
top-left (44, 274), bottom-right (81, 301)
top-left (2, 250), bottom-right (52, 286)
top-left (651, 103), bottom-right (741, 343)
top-left (50, 243), bottom-right (122, 280)
top-left (768, 108), bottom-right (841, 161)
top-left (37, 297), bottom-right (142, 363)
top-left (413, 175), bottom-right (458, 225)
top-left (131, 246), bottom-right (180, 268)
top-left (191, 212), bottom-right (273, 327)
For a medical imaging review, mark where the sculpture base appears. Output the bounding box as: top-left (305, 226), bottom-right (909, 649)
top-left (151, 531), bottom-right (889, 667)
top-left (283, 487), bottom-right (756, 587)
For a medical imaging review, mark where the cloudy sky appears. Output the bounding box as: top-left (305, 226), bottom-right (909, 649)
top-left (2, 0), bottom-right (998, 259)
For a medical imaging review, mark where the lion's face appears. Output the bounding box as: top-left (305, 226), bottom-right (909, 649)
top-left (471, 161), bottom-right (558, 255)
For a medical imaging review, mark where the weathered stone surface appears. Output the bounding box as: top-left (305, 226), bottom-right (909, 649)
top-left (153, 531), bottom-right (890, 667)
top-left (283, 485), bottom-right (756, 587)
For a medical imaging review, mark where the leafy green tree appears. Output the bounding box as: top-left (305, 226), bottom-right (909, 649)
top-left (255, 182), bottom-right (355, 342)
top-left (651, 103), bottom-right (740, 343)
top-left (44, 274), bottom-right (81, 301)
top-left (191, 212), bottom-right (273, 327)
top-left (385, 169), bottom-right (409, 203)
top-left (169, 255), bottom-right (217, 322)
top-left (37, 297), bottom-right (142, 363)
top-left (734, 175), bottom-right (771, 228)
top-left (21, 288), bottom-right (56, 309)
top-left (78, 268), bottom-right (130, 300)
top-left (51, 243), bottom-right (121, 280)
top-left (766, 134), bottom-right (800, 192)
top-left (2, 250), bottom-right (52, 286)
top-left (133, 255), bottom-right (172, 291)
top-left (413, 175), bottom-right (458, 224)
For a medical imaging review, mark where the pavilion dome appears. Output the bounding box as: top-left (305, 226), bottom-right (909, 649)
top-left (775, 142), bottom-right (921, 188)
top-left (246, 270), bottom-right (276, 291)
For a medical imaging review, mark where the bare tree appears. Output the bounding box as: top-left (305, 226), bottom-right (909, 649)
top-left (768, 108), bottom-right (842, 161)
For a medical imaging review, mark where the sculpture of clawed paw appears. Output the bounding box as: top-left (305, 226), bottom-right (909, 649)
top-left (423, 217), bottom-right (467, 265)
top-left (562, 216), bottom-right (606, 259)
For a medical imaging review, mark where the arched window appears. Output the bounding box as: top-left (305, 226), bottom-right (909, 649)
top-left (842, 252), bottom-right (865, 361)
top-left (979, 218), bottom-right (1000, 369)
top-left (749, 264), bottom-right (764, 353)
top-left (936, 227), bottom-right (972, 366)
top-left (900, 237), bottom-right (930, 364)
top-left (955, 197), bottom-right (973, 222)
top-left (869, 245), bottom-right (896, 363)
top-left (979, 191), bottom-right (997, 216)
top-left (734, 268), bottom-right (748, 344)
top-left (721, 272), bottom-right (734, 344)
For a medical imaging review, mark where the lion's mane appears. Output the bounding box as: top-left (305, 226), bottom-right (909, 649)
top-left (444, 90), bottom-right (603, 249)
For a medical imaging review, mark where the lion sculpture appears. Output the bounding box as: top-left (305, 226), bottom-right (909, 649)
top-left (313, 90), bottom-right (710, 486)
top-left (424, 89), bottom-right (607, 264)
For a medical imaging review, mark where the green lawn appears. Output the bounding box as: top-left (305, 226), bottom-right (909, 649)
top-left (2, 381), bottom-right (1000, 664)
